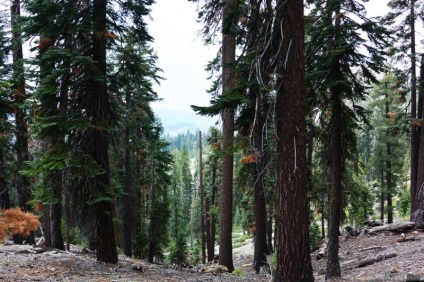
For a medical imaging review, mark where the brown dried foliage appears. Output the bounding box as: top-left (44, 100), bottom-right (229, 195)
top-left (0, 208), bottom-right (41, 243)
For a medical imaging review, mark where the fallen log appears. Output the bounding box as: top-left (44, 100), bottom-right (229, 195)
top-left (359, 246), bottom-right (383, 252)
top-left (367, 222), bottom-right (415, 233)
top-left (317, 253), bottom-right (398, 276)
top-left (357, 253), bottom-right (397, 268)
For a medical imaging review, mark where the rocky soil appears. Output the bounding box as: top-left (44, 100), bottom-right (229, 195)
top-left (1, 228), bottom-right (424, 281)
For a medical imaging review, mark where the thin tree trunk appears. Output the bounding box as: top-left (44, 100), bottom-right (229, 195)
top-left (205, 194), bottom-right (213, 262)
top-left (386, 98), bottom-right (393, 224)
top-left (326, 5), bottom-right (343, 278)
top-left (219, 0), bottom-right (236, 272)
top-left (413, 55), bottom-right (424, 228)
top-left (274, 0), bottom-right (314, 280)
top-left (148, 153), bottom-right (156, 263)
top-left (266, 211), bottom-right (273, 253)
top-left (123, 90), bottom-right (133, 257)
top-left (199, 131), bottom-right (206, 263)
top-left (410, 0), bottom-right (418, 218)
top-left (380, 167), bottom-right (385, 223)
top-left (211, 159), bottom-right (217, 257)
top-left (326, 95), bottom-right (343, 279)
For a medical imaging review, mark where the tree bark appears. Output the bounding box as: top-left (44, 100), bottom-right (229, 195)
top-left (219, 0), bottom-right (236, 273)
top-left (274, 0), bottom-right (314, 281)
top-left (123, 90), bottom-right (133, 257)
top-left (326, 94), bottom-right (343, 279)
top-left (0, 124), bottom-right (10, 209)
top-left (92, 0), bottom-right (118, 264)
top-left (148, 153), bottom-right (156, 263)
top-left (385, 97), bottom-right (393, 224)
top-left (11, 0), bottom-right (31, 214)
top-left (410, 0), bottom-right (418, 218)
top-left (413, 54), bottom-right (424, 228)
top-left (199, 131), bottom-right (206, 263)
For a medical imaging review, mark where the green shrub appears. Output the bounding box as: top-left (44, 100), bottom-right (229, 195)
top-left (61, 221), bottom-right (84, 245)
top-left (397, 188), bottom-right (410, 217)
top-left (233, 268), bottom-right (245, 276)
top-left (309, 221), bottom-right (321, 251)
top-left (167, 234), bottom-right (187, 265)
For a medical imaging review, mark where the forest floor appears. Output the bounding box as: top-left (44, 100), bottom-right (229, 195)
top-left (1, 228), bottom-right (424, 281)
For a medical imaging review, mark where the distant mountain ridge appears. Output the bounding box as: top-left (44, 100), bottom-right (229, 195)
top-left (164, 123), bottom-right (204, 137)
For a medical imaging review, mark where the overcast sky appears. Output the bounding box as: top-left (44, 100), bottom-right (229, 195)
top-left (148, 0), bottom-right (407, 131)
top-left (148, 0), bottom-right (218, 131)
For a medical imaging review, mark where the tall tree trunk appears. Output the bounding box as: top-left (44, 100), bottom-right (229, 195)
top-left (219, 0), bottom-right (236, 272)
top-left (413, 55), bottom-right (424, 228)
top-left (11, 0), bottom-right (34, 245)
top-left (92, 0), bottom-right (118, 264)
top-left (148, 153), bottom-right (156, 263)
top-left (274, 0), bottom-right (314, 281)
top-left (11, 0), bottom-right (31, 214)
top-left (410, 0), bottom-right (418, 218)
top-left (252, 139), bottom-right (269, 273)
top-left (199, 131), bottom-right (206, 263)
top-left (211, 158), bottom-right (217, 258)
top-left (205, 194), bottom-right (212, 262)
top-left (325, 5), bottom-right (343, 278)
top-left (326, 94), bottom-right (343, 279)
top-left (386, 99), bottom-right (393, 224)
top-left (123, 91), bottom-right (133, 257)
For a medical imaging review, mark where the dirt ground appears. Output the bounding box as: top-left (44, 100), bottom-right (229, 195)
top-left (1, 229), bottom-right (424, 281)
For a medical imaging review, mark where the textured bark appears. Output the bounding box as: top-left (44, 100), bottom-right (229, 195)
top-left (248, 0), bottom-right (270, 271)
top-left (410, 0), bottom-right (418, 218)
top-left (273, 0), bottom-right (314, 281)
top-left (92, 0), bottom-right (118, 264)
top-left (219, 0), bottom-right (236, 273)
top-left (413, 55), bottom-right (424, 228)
top-left (11, 0), bottom-right (31, 214)
top-left (50, 171), bottom-right (65, 250)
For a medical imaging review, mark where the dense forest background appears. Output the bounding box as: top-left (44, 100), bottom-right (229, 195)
top-left (0, 0), bottom-right (423, 280)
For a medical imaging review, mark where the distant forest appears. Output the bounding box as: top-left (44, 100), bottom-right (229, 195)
top-left (0, 0), bottom-right (423, 281)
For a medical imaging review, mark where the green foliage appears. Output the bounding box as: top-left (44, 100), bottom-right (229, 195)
top-left (133, 229), bottom-right (149, 259)
top-left (232, 268), bottom-right (246, 277)
top-left (187, 246), bottom-right (202, 266)
top-left (167, 234), bottom-right (187, 265)
top-left (309, 221), bottom-right (321, 251)
top-left (60, 221), bottom-right (85, 246)
top-left (397, 188), bottom-right (410, 217)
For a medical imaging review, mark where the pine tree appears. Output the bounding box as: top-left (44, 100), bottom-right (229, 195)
top-left (385, 0), bottom-right (423, 216)
top-left (11, 0), bottom-right (32, 218)
top-left (273, 0), bottom-right (314, 280)
top-left (367, 73), bottom-right (408, 224)
top-left (305, 0), bottom-right (390, 278)
top-left (0, 13), bottom-right (11, 210)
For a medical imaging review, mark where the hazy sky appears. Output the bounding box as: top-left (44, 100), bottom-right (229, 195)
top-left (148, 0), bottom-right (218, 131)
top-left (148, 0), bottom-right (401, 130)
